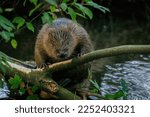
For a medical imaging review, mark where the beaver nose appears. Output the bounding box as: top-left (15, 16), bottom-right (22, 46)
top-left (59, 53), bottom-right (67, 58)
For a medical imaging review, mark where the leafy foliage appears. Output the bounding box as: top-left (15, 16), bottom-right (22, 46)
top-left (32, 85), bottom-right (40, 93)
top-left (0, 0), bottom-right (109, 48)
top-left (104, 79), bottom-right (129, 100)
top-left (90, 79), bottom-right (100, 93)
top-left (41, 12), bottom-right (53, 24)
top-left (7, 73), bottom-right (40, 99)
top-left (87, 1), bottom-right (110, 13)
top-left (67, 7), bottom-right (77, 20)
top-left (90, 78), bottom-right (129, 100)
top-left (105, 90), bottom-right (125, 100)
top-left (9, 74), bottom-right (22, 89)
top-left (0, 15), bottom-right (15, 32)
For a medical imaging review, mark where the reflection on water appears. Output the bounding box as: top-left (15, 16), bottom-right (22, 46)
top-left (101, 55), bottom-right (150, 100)
top-left (0, 79), bottom-right (9, 99)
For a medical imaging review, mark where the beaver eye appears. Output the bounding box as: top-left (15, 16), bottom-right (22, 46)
top-left (56, 49), bottom-right (60, 53)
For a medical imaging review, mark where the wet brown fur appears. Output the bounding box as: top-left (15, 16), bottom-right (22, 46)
top-left (34, 18), bottom-right (93, 68)
top-left (34, 18), bottom-right (93, 90)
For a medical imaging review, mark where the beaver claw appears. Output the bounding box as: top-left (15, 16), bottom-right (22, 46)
top-left (36, 63), bottom-right (49, 69)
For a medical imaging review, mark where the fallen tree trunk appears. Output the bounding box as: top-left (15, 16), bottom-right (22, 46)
top-left (2, 61), bottom-right (81, 100)
top-left (1, 45), bottom-right (150, 99)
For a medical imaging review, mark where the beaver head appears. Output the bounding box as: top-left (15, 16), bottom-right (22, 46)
top-left (48, 26), bottom-right (77, 60)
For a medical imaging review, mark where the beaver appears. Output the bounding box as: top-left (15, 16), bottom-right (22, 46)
top-left (34, 18), bottom-right (93, 90)
top-left (34, 18), bottom-right (93, 68)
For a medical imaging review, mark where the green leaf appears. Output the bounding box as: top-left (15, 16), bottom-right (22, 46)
top-left (26, 22), bottom-right (34, 32)
top-left (0, 31), bottom-right (14, 42)
top-left (0, 15), bottom-right (15, 29)
top-left (60, 3), bottom-right (67, 11)
top-left (0, 22), bottom-right (13, 31)
top-left (75, 3), bottom-right (93, 19)
top-left (87, 1), bottom-right (110, 13)
top-left (23, 0), bottom-right (27, 6)
top-left (50, 5), bottom-right (56, 12)
top-left (19, 88), bottom-right (26, 95)
top-left (32, 85), bottom-right (39, 93)
top-left (75, 3), bottom-right (85, 14)
top-left (8, 74), bottom-right (22, 89)
top-left (29, 0), bottom-right (38, 6)
top-left (11, 39), bottom-right (18, 49)
top-left (105, 90), bottom-right (124, 100)
top-left (82, 7), bottom-right (93, 19)
top-left (41, 12), bottom-right (53, 24)
top-left (12, 17), bottom-right (25, 29)
top-left (89, 79), bottom-right (100, 90)
top-left (26, 94), bottom-right (40, 100)
top-left (4, 8), bottom-right (14, 12)
top-left (67, 7), bottom-right (76, 21)
top-left (90, 88), bottom-right (99, 93)
top-left (45, 0), bottom-right (57, 6)
top-left (29, 3), bottom-right (42, 16)
top-left (76, 12), bottom-right (86, 19)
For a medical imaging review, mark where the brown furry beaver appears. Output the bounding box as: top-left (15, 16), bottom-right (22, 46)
top-left (34, 18), bottom-right (93, 68)
top-left (34, 18), bottom-right (93, 90)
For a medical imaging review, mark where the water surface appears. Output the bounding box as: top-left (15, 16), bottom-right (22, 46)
top-left (100, 55), bottom-right (150, 99)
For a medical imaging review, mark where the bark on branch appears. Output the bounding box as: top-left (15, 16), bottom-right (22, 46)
top-left (43, 45), bottom-right (150, 73)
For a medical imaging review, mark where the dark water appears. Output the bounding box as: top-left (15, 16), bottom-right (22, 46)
top-left (88, 19), bottom-right (150, 100)
top-left (100, 55), bottom-right (150, 100)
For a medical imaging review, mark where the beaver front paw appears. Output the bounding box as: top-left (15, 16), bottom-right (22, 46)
top-left (36, 63), bottom-right (50, 69)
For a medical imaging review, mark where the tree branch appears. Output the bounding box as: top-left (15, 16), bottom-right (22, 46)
top-left (43, 45), bottom-right (150, 73)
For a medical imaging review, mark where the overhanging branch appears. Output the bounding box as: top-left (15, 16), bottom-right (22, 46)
top-left (43, 45), bottom-right (150, 73)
